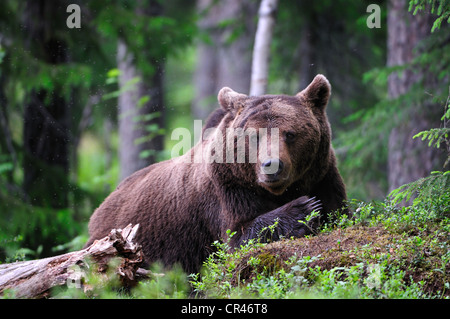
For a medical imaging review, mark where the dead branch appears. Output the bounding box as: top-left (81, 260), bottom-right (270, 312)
top-left (0, 224), bottom-right (148, 298)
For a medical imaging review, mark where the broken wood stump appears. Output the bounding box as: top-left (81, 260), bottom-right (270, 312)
top-left (0, 224), bottom-right (150, 298)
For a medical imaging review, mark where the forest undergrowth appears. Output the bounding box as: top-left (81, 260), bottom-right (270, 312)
top-left (188, 190), bottom-right (450, 299)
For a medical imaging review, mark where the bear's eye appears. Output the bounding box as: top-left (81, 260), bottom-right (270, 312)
top-left (284, 131), bottom-right (296, 143)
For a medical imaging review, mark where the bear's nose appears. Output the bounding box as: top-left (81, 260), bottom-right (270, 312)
top-left (261, 158), bottom-right (284, 176)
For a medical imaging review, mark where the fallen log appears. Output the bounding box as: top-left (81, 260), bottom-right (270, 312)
top-left (0, 224), bottom-right (149, 298)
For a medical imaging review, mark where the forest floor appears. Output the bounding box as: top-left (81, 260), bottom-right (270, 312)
top-left (189, 199), bottom-right (450, 299)
top-left (218, 225), bottom-right (449, 298)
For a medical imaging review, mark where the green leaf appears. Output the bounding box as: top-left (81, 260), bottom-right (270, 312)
top-left (137, 95), bottom-right (150, 108)
top-left (0, 162), bottom-right (13, 174)
top-left (107, 68), bottom-right (120, 78)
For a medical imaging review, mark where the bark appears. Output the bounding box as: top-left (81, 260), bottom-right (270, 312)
top-left (117, 1), bottom-right (165, 181)
top-left (249, 0), bottom-right (279, 96)
top-left (387, 0), bottom-right (445, 192)
top-left (0, 74), bottom-right (17, 182)
top-left (0, 224), bottom-right (149, 299)
top-left (298, 22), bottom-right (317, 91)
top-left (192, 35), bottom-right (218, 120)
top-left (192, 0), bottom-right (258, 119)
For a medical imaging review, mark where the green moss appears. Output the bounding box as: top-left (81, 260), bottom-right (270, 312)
top-left (191, 219), bottom-right (450, 298)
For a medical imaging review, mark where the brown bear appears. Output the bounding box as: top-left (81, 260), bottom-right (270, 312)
top-left (85, 74), bottom-right (347, 274)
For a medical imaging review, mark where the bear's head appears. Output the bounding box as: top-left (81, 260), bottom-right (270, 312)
top-left (209, 74), bottom-right (332, 195)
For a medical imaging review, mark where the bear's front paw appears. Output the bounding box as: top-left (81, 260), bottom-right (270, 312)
top-left (236, 196), bottom-right (322, 245)
top-left (286, 196), bottom-right (321, 219)
top-left (280, 196), bottom-right (322, 237)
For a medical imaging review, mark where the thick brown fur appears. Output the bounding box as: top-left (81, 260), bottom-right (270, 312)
top-left (85, 74), bottom-right (347, 274)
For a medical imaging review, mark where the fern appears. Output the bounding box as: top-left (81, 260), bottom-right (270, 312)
top-left (414, 87), bottom-right (450, 166)
top-left (409, 0), bottom-right (450, 32)
top-left (413, 127), bottom-right (450, 149)
top-left (389, 170), bottom-right (450, 206)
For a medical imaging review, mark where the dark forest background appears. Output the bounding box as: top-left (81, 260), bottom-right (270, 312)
top-left (0, 0), bottom-right (448, 261)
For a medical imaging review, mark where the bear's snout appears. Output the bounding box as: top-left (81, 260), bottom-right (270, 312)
top-left (258, 157), bottom-right (292, 195)
top-left (261, 158), bottom-right (284, 177)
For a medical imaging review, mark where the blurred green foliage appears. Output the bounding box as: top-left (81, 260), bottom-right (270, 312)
top-left (0, 0), bottom-right (197, 261)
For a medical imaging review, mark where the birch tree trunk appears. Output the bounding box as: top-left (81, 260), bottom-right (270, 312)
top-left (249, 0), bottom-right (278, 96)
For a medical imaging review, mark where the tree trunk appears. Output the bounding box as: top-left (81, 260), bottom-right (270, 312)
top-left (298, 22), bottom-right (318, 91)
top-left (250, 0), bottom-right (279, 96)
top-left (387, 0), bottom-right (445, 193)
top-left (117, 40), bottom-right (164, 181)
top-left (0, 74), bottom-right (16, 184)
top-left (22, 0), bottom-right (70, 208)
top-left (117, 2), bottom-right (165, 181)
top-left (0, 224), bottom-right (148, 299)
top-left (192, 0), bottom-right (258, 119)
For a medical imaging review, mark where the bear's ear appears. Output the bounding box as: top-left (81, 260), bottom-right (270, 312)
top-left (296, 74), bottom-right (331, 111)
top-left (218, 87), bottom-right (247, 112)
